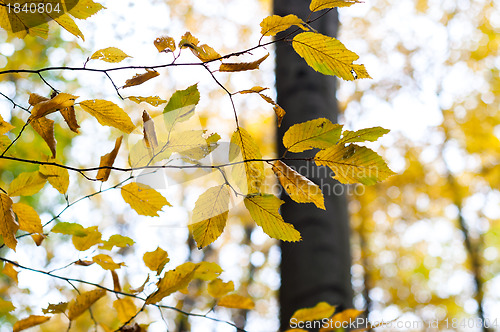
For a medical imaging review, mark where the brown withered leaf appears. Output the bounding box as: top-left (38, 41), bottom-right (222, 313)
top-left (111, 270), bottom-right (121, 292)
top-left (142, 110), bottom-right (158, 149)
top-left (123, 69), bottom-right (160, 89)
top-left (30, 117), bottom-right (57, 158)
top-left (96, 136), bottom-right (123, 182)
top-left (219, 53), bottom-right (269, 72)
top-left (60, 106), bottom-right (80, 133)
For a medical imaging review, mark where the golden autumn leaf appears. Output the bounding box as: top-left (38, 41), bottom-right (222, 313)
top-left (60, 105), bottom-right (80, 133)
top-left (260, 14), bottom-right (307, 37)
top-left (67, 288), bottom-right (106, 320)
top-left (292, 32), bottom-right (371, 80)
top-left (99, 234), bottom-right (134, 250)
top-left (31, 234), bottom-right (45, 246)
top-left (8, 171), bottom-right (46, 197)
top-left (319, 308), bottom-right (364, 332)
top-left (154, 36), bottom-right (176, 53)
top-left (188, 184), bottom-right (231, 249)
top-left (143, 247), bottom-right (170, 275)
top-left (69, 0), bottom-right (105, 20)
top-left (72, 226), bottom-right (102, 251)
top-left (272, 160), bottom-right (325, 209)
top-left (229, 128), bottom-right (265, 194)
top-left (113, 298), bottom-right (137, 324)
top-left (42, 302), bottom-right (68, 315)
top-left (123, 69), bottom-right (160, 89)
top-left (237, 86), bottom-right (269, 94)
top-left (79, 99), bottom-right (135, 133)
top-left (0, 2), bottom-right (49, 39)
top-left (314, 144), bottom-right (396, 185)
top-left (92, 254), bottom-right (124, 270)
top-left (310, 0), bottom-right (362, 12)
top-left (283, 118), bottom-right (342, 153)
top-left (13, 315), bottom-right (51, 332)
top-left (30, 117), bottom-right (57, 158)
top-left (163, 84), bottom-right (200, 126)
top-left (178, 31), bottom-right (200, 49)
top-left (208, 278), bottom-right (234, 298)
top-left (244, 194), bottom-right (301, 242)
top-left (0, 114), bottom-right (15, 135)
top-left (219, 53), bottom-right (269, 72)
top-left (12, 202), bottom-right (43, 234)
top-left (2, 263), bottom-right (18, 283)
top-left (128, 96), bottom-right (167, 107)
top-left (217, 294), bottom-right (255, 310)
top-left (39, 159), bottom-right (70, 194)
top-left (96, 136), bottom-right (123, 182)
top-left (90, 47), bottom-right (131, 63)
top-left (121, 182), bottom-right (171, 217)
top-left (291, 302), bottom-right (337, 323)
top-left (191, 43), bottom-right (222, 62)
top-left (192, 261), bottom-right (223, 281)
top-left (111, 270), bottom-right (121, 292)
top-left (29, 92), bottom-right (78, 120)
top-left (51, 13), bottom-right (84, 40)
top-left (28, 93), bottom-right (49, 105)
top-left (142, 110), bottom-right (158, 149)
top-left (338, 126), bottom-right (390, 144)
top-left (146, 262), bottom-right (198, 304)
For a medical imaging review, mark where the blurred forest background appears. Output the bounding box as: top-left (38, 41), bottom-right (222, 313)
top-left (0, 0), bottom-right (499, 331)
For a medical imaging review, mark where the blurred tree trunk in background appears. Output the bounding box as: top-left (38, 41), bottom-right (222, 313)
top-left (274, 0), bottom-right (353, 329)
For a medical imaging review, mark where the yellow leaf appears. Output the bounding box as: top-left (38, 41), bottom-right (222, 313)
top-left (52, 13), bottom-right (84, 40)
top-left (0, 114), bottom-right (15, 135)
top-left (2, 262), bottom-right (18, 283)
top-left (154, 36), bottom-right (176, 53)
top-left (208, 279), bottom-right (234, 298)
top-left (142, 110), bottom-right (158, 149)
top-left (179, 31), bottom-right (200, 49)
top-left (146, 262), bottom-right (198, 304)
top-left (291, 302), bottom-right (337, 323)
top-left (123, 69), bottom-right (160, 89)
top-left (99, 234), bottom-right (134, 250)
top-left (319, 308), bottom-right (364, 332)
top-left (28, 93), bottom-right (49, 105)
top-left (31, 234), bottom-right (45, 246)
top-left (12, 202), bottom-right (43, 234)
top-left (143, 247), bottom-right (170, 275)
top-left (72, 226), bottom-right (102, 251)
top-left (260, 14), bottom-right (307, 37)
top-left (229, 128), bottom-right (265, 194)
top-left (121, 182), bottom-right (171, 217)
top-left (191, 43), bottom-right (221, 62)
top-left (0, 1), bottom-right (49, 38)
top-left (96, 136), bottom-right (123, 182)
top-left (42, 302), bottom-right (68, 315)
top-left (244, 194), bottom-right (301, 242)
top-left (30, 117), bottom-right (57, 158)
top-left (13, 315), bottom-right (50, 332)
top-left (67, 288), bottom-right (106, 320)
top-left (272, 160), bottom-right (325, 209)
top-left (338, 127), bottom-right (390, 144)
top-left (193, 261), bottom-right (222, 281)
top-left (128, 96), bottom-right (167, 107)
top-left (92, 254), bottom-right (124, 270)
top-left (0, 298), bottom-right (15, 314)
top-left (314, 144), bottom-right (396, 185)
top-left (292, 32), bottom-right (371, 80)
top-left (283, 118), bottom-right (342, 153)
top-left (29, 92), bottom-right (78, 120)
top-left (237, 86), bottom-right (269, 94)
top-left (79, 99), bottom-right (135, 133)
top-left (218, 294), bottom-right (255, 310)
top-left (90, 47), bottom-right (131, 63)
top-left (188, 185), bottom-right (230, 249)
top-left (39, 158), bottom-right (70, 194)
top-left (113, 298), bottom-right (137, 324)
top-left (69, 0), bottom-right (105, 20)
top-left (8, 171), bottom-right (46, 197)
top-left (219, 53), bottom-right (269, 72)
top-left (310, 0), bottom-right (362, 12)
top-left (60, 105), bottom-right (80, 133)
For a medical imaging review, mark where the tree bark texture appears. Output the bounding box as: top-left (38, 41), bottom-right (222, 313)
top-left (274, 1), bottom-right (353, 329)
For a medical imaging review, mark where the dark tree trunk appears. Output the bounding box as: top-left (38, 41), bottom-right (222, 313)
top-left (274, 1), bottom-right (353, 329)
